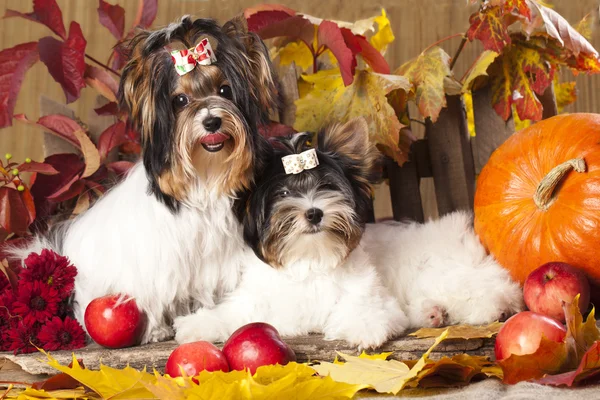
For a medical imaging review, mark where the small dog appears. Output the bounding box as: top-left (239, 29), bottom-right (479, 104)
top-left (177, 118), bottom-right (524, 348)
top-left (12, 15), bottom-right (278, 344)
top-left (174, 118), bottom-right (410, 348)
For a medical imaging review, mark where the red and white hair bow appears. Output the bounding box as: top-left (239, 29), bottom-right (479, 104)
top-left (170, 38), bottom-right (217, 76)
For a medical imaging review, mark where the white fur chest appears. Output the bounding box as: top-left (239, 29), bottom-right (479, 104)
top-left (60, 164), bottom-right (246, 332)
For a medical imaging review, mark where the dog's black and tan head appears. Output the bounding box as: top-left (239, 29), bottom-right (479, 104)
top-left (118, 16), bottom-right (278, 210)
top-left (242, 118), bottom-right (378, 270)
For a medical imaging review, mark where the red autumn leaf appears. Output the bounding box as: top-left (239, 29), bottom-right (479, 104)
top-left (488, 39), bottom-right (555, 122)
top-left (30, 153), bottom-right (85, 228)
top-left (38, 21), bottom-right (87, 103)
top-left (94, 102), bottom-right (119, 116)
top-left (535, 341), bottom-right (600, 387)
top-left (246, 9), bottom-right (298, 34)
top-left (318, 21), bottom-right (355, 86)
top-left (32, 372), bottom-right (81, 391)
top-left (20, 185), bottom-right (36, 225)
top-left (0, 187), bottom-right (31, 236)
top-left (97, 121), bottom-right (127, 160)
top-left (97, 0), bottom-right (125, 40)
top-left (14, 114), bottom-right (82, 149)
top-left (16, 161), bottom-right (59, 175)
top-left (0, 42), bottom-right (39, 128)
top-left (4, 0), bottom-right (67, 40)
top-left (259, 121), bottom-right (297, 139)
top-left (107, 161), bottom-right (135, 176)
top-left (120, 125), bottom-right (142, 155)
top-left (253, 15), bottom-right (315, 50)
top-left (354, 35), bottom-right (390, 74)
top-left (244, 4), bottom-right (296, 20)
top-left (504, 0), bottom-right (531, 20)
top-left (575, 52), bottom-right (600, 73)
top-left (340, 28), bottom-right (360, 73)
top-left (467, 6), bottom-right (511, 53)
top-left (47, 175), bottom-right (84, 202)
top-left (132, 0), bottom-right (158, 28)
top-left (84, 64), bottom-right (118, 102)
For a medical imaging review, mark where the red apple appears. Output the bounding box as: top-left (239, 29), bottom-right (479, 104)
top-left (523, 262), bottom-right (590, 322)
top-left (84, 294), bottom-right (147, 348)
top-left (495, 311), bottom-right (566, 361)
top-left (165, 341), bottom-right (229, 379)
top-left (222, 322), bottom-right (296, 374)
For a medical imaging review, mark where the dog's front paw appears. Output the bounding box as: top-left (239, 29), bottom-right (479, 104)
top-left (146, 324), bottom-right (174, 343)
top-left (325, 313), bottom-right (400, 350)
top-left (174, 311), bottom-right (229, 344)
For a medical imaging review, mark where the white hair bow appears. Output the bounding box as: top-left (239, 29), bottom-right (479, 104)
top-left (282, 149), bottom-right (319, 174)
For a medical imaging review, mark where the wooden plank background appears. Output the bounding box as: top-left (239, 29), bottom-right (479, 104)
top-left (0, 0), bottom-right (598, 219)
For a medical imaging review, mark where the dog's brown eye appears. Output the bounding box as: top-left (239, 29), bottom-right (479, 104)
top-left (218, 85), bottom-right (233, 100)
top-left (172, 94), bottom-right (189, 110)
top-left (277, 189), bottom-right (290, 198)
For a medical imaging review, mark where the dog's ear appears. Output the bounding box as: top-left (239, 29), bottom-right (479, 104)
top-left (318, 117), bottom-right (378, 174)
top-left (118, 28), bottom-right (181, 211)
top-left (222, 15), bottom-right (279, 118)
top-left (318, 117), bottom-right (378, 206)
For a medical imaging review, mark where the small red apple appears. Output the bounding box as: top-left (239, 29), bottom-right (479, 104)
top-left (523, 262), bottom-right (590, 322)
top-left (495, 311), bottom-right (566, 361)
top-left (222, 322), bottom-right (296, 374)
top-left (84, 294), bottom-right (147, 349)
top-left (165, 341), bottom-right (229, 379)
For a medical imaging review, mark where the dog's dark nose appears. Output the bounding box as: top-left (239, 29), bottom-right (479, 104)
top-left (203, 116), bottom-right (221, 132)
top-left (305, 208), bottom-right (323, 225)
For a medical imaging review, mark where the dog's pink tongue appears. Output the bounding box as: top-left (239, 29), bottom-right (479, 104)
top-left (200, 133), bottom-right (230, 145)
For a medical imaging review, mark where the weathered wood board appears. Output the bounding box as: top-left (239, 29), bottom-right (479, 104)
top-left (1, 332), bottom-right (494, 380)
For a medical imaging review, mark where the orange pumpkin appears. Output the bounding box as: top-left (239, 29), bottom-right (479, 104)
top-left (474, 113), bottom-right (600, 286)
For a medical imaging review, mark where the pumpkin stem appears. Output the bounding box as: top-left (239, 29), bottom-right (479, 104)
top-left (533, 158), bottom-right (587, 211)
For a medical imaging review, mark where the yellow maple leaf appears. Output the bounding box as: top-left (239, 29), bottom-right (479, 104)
top-left (11, 387), bottom-right (88, 399)
top-left (274, 41), bottom-right (314, 71)
top-left (312, 353), bottom-right (410, 393)
top-left (463, 92), bottom-right (476, 137)
top-left (575, 13), bottom-right (594, 40)
top-left (359, 351), bottom-right (393, 360)
top-left (554, 78), bottom-right (577, 113)
top-left (185, 363), bottom-right (364, 400)
top-left (396, 47), bottom-right (452, 123)
top-left (563, 294), bottom-right (600, 367)
top-left (409, 321), bottom-right (503, 340)
top-left (312, 330), bottom-right (449, 394)
top-left (462, 50), bottom-right (499, 91)
top-left (294, 68), bottom-right (412, 165)
top-left (44, 352), bottom-right (157, 399)
top-left (370, 9), bottom-right (394, 54)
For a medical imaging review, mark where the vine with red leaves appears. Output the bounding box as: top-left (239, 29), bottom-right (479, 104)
top-left (0, 0), bottom-right (159, 244)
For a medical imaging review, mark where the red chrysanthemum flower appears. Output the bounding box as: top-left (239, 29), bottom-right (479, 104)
top-left (0, 286), bottom-right (16, 321)
top-left (5, 320), bottom-right (41, 354)
top-left (38, 316), bottom-right (86, 351)
top-left (13, 281), bottom-right (60, 325)
top-left (0, 272), bottom-right (9, 292)
top-left (21, 249), bottom-right (77, 299)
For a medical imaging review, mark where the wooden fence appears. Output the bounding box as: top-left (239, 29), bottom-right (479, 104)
top-left (277, 65), bottom-right (559, 223)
